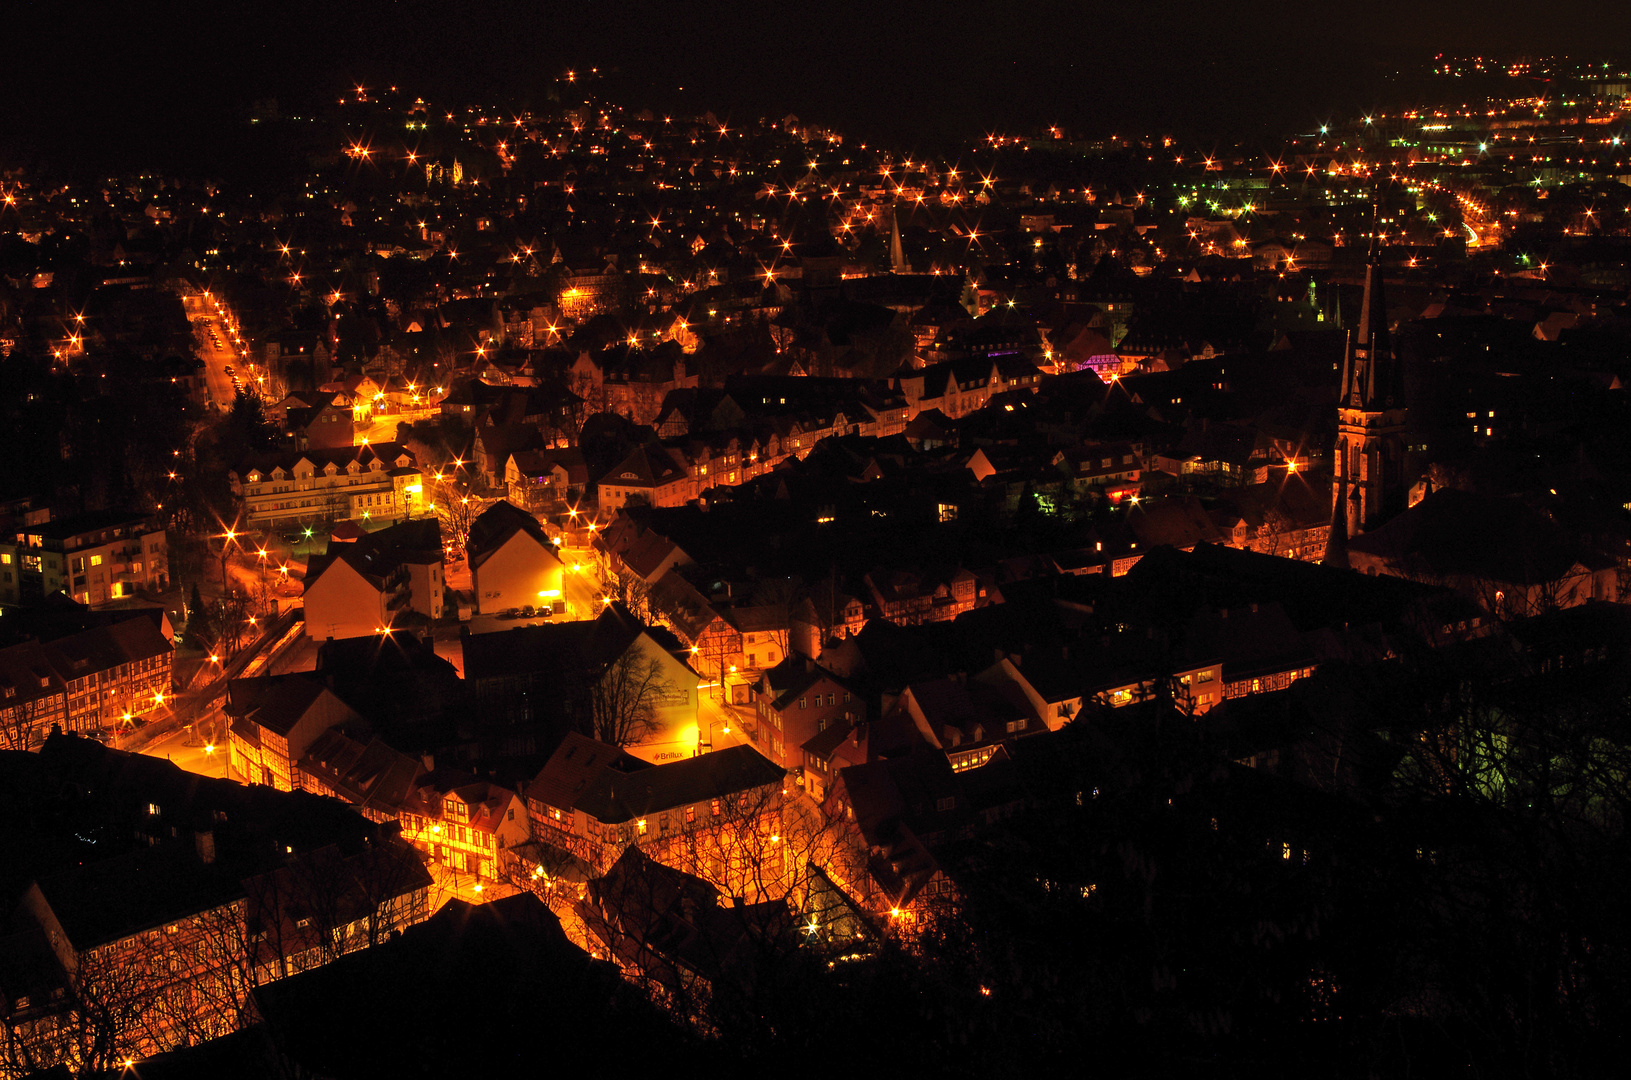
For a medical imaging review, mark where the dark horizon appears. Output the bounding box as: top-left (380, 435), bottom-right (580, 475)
top-left (6, 0), bottom-right (1629, 173)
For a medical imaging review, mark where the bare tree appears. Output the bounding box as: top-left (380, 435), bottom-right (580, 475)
top-left (663, 783), bottom-right (845, 912)
top-left (697, 630), bottom-right (736, 706)
top-left (242, 839), bottom-right (431, 981)
top-left (1, 840), bottom-right (427, 1078)
top-left (576, 783), bottom-right (849, 1033)
top-left (0, 927), bottom-right (193, 1078)
top-left (615, 566), bottom-right (653, 622)
top-left (590, 650), bottom-right (672, 747)
top-left (426, 473), bottom-right (488, 560)
top-left (132, 900), bottom-right (260, 1052)
top-left (215, 592), bottom-right (259, 658)
top-left (0, 694), bottom-right (56, 753)
top-left (746, 579), bottom-right (801, 661)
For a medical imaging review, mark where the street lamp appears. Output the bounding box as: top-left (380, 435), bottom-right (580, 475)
top-left (217, 528), bottom-right (239, 594)
top-left (256, 547), bottom-right (270, 613)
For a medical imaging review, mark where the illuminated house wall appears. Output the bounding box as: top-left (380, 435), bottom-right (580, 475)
top-left (398, 781), bottom-right (531, 881)
top-left (469, 521), bottom-right (564, 615)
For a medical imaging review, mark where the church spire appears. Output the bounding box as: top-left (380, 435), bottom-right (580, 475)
top-left (1325, 173), bottom-right (1409, 560)
top-left (889, 205), bottom-right (910, 275)
top-left (1347, 180), bottom-right (1402, 412)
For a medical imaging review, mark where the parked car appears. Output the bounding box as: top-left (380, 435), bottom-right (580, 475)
top-left (520, 604), bottom-right (536, 618)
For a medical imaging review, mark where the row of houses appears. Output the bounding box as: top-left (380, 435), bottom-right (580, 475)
top-left (0, 614), bottom-right (173, 750)
top-left (299, 501), bottom-right (569, 639)
top-left (0, 733), bottom-right (433, 1071)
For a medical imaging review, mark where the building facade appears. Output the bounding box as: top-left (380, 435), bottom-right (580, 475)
top-left (0, 512), bottom-right (169, 607)
top-left (229, 444), bottom-right (424, 527)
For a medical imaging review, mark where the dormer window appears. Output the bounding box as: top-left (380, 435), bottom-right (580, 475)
top-left (248, 471), bottom-right (262, 483)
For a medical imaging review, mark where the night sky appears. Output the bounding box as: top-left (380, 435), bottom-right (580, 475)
top-left (4, 0), bottom-right (1628, 169)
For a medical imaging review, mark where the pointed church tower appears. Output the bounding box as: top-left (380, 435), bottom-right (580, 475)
top-left (1324, 187), bottom-right (1408, 564)
top-left (889, 205), bottom-right (910, 275)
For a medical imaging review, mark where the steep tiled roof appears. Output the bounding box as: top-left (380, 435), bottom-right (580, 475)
top-left (573, 744), bottom-right (785, 824)
top-left (468, 500), bottom-right (559, 573)
top-left (224, 674), bottom-right (334, 737)
top-left (306, 518), bottom-right (443, 590)
top-left (527, 732), bottom-right (651, 812)
top-left (603, 444), bottom-right (687, 489)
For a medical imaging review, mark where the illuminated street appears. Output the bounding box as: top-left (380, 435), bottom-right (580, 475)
top-left (143, 721), bottom-right (230, 779)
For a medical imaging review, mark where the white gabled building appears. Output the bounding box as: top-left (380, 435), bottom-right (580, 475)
top-left (467, 500), bottom-right (565, 615)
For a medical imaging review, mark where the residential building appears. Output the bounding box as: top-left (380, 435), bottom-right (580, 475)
top-left (864, 565), bottom-right (984, 625)
top-left (226, 673), bottom-right (368, 791)
top-left (1053, 441), bottom-right (1143, 497)
top-left (0, 733), bottom-right (432, 1070)
top-left (287, 394), bottom-right (357, 450)
top-left (228, 443), bottom-right (424, 527)
top-left (598, 444), bottom-right (692, 512)
top-left (0, 641), bottom-right (68, 752)
top-left (723, 604), bottom-right (793, 673)
top-left (896, 355), bottom-right (1044, 420)
top-left (302, 519), bottom-right (445, 641)
top-left (505, 447), bottom-right (589, 517)
top-left (750, 657), bottom-right (864, 773)
top-left (295, 726), bottom-right (426, 822)
top-left (0, 511), bottom-right (169, 607)
top-left (594, 516), bottom-right (694, 595)
top-left (525, 734), bottom-right (788, 879)
top-left (461, 603), bottom-right (701, 759)
top-left (790, 584), bottom-right (868, 657)
top-left (468, 501), bottom-right (565, 615)
top-left (826, 746), bottom-right (974, 916)
top-left (398, 771), bottom-right (531, 882)
top-left (47, 616), bottom-right (176, 734)
top-left (0, 615), bottom-right (172, 750)
top-left (577, 845), bottom-right (793, 1009)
